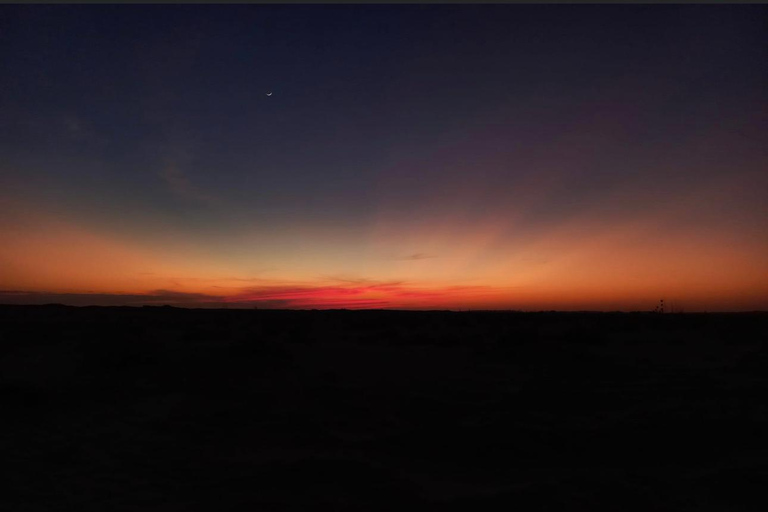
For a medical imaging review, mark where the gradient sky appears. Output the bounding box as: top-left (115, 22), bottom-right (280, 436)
top-left (1, 4), bottom-right (767, 311)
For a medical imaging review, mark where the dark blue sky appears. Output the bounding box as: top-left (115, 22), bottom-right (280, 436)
top-left (1, 5), bottom-right (766, 310)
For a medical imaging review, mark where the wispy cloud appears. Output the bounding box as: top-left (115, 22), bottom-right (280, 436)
top-left (392, 253), bottom-right (437, 261)
top-left (160, 164), bottom-right (218, 206)
top-left (225, 281), bottom-right (495, 309)
top-left (0, 282), bottom-right (501, 310)
top-left (321, 275), bottom-right (403, 286)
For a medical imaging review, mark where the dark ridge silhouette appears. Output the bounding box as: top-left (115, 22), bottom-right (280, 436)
top-left (1, 305), bottom-right (767, 510)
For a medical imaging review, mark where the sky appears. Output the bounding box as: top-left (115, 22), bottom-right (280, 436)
top-left (1, 4), bottom-right (766, 311)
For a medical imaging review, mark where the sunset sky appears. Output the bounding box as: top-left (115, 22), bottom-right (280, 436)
top-left (1, 5), bottom-right (766, 311)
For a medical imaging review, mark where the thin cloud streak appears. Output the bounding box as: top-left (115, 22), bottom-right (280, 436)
top-left (0, 289), bottom-right (225, 307)
top-left (392, 253), bottom-right (437, 261)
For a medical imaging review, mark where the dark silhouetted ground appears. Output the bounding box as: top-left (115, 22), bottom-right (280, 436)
top-left (1, 305), bottom-right (767, 510)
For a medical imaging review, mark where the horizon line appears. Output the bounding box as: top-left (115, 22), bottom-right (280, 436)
top-left (1, 303), bottom-right (765, 315)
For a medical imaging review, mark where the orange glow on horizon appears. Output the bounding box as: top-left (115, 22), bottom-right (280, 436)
top-left (1, 183), bottom-right (766, 312)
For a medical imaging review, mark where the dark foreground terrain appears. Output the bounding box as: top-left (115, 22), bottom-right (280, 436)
top-left (1, 305), bottom-right (767, 511)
